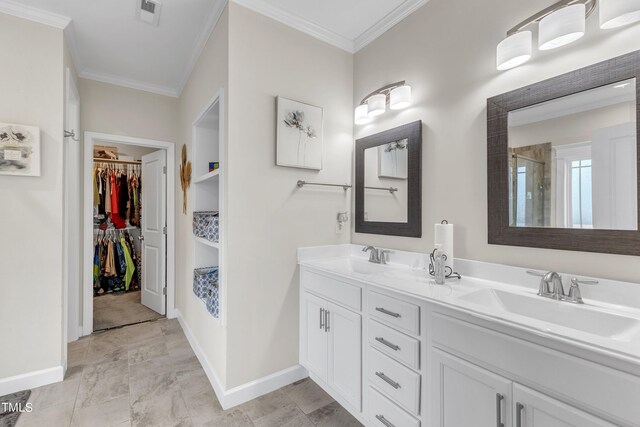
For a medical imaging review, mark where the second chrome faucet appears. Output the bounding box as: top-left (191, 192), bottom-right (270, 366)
top-left (526, 270), bottom-right (598, 304)
top-left (363, 246), bottom-right (390, 264)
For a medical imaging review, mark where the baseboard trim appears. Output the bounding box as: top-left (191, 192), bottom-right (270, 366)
top-left (223, 364), bottom-right (308, 409)
top-left (175, 309), bottom-right (307, 409)
top-left (0, 366), bottom-right (63, 396)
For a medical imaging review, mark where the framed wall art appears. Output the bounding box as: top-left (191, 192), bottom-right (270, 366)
top-left (276, 96), bottom-right (323, 170)
top-left (0, 123), bottom-right (40, 177)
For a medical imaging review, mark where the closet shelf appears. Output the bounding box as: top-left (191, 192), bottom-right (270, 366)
top-left (194, 169), bottom-right (220, 184)
top-left (194, 235), bottom-right (220, 249)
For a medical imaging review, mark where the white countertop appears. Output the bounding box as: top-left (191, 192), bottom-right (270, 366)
top-left (298, 245), bottom-right (640, 366)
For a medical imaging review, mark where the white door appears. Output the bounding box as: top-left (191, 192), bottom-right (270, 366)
top-left (513, 383), bottom-right (615, 427)
top-left (431, 349), bottom-right (512, 427)
top-left (327, 302), bottom-right (362, 410)
top-left (303, 292), bottom-right (328, 381)
top-left (591, 122), bottom-right (637, 230)
top-left (141, 150), bottom-right (167, 315)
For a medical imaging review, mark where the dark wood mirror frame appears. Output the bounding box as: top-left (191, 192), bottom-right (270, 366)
top-left (355, 120), bottom-right (422, 237)
top-left (487, 51), bottom-right (640, 256)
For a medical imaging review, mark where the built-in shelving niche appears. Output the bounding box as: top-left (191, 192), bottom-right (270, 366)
top-left (192, 89), bottom-right (224, 323)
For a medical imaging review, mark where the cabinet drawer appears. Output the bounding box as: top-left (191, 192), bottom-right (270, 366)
top-left (368, 347), bottom-right (421, 414)
top-left (368, 291), bottom-right (419, 335)
top-left (368, 387), bottom-right (420, 427)
top-left (369, 320), bottom-right (420, 370)
top-left (302, 269), bottom-right (361, 311)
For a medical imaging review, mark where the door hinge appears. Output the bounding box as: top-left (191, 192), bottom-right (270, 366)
top-left (162, 226), bottom-right (167, 234)
top-left (163, 287), bottom-right (167, 295)
top-left (163, 166), bottom-right (167, 174)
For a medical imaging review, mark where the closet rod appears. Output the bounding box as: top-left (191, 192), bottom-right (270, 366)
top-left (93, 158), bottom-right (142, 165)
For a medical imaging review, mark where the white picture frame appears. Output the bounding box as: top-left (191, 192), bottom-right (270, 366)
top-left (276, 96), bottom-right (323, 170)
top-left (0, 123), bottom-right (41, 177)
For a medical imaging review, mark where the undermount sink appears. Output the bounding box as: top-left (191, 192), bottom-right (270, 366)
top-left (457, 289), bottom-right (640, 341)
top-left (321, 258), bottom-right (388, 275)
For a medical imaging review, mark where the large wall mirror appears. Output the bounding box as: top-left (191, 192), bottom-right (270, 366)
top-left (355, 121), bottom-right (422, 237)
top-left (488, 51), bottom-right (640, 255)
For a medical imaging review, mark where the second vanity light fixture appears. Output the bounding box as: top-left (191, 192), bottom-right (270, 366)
top-left (497, 0), bottom-right (640, 71)
top-left (354, 81), bottom-right (412, 125)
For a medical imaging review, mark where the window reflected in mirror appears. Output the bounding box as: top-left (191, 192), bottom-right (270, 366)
top-left (507, 78), bottom-right (637, 230)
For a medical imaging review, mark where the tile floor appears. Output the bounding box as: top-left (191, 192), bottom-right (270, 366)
top-left (93, 291), bottom-right (164, 331)
top-left (16, 319), bottom-right (363, 427)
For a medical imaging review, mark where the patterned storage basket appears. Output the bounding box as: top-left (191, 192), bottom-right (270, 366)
top-left (205, 285), bottom-right (220, 318)
top-left (193, 267), bottom-right (218, 299)
top-left (193, 211), bottom-right (220, 242)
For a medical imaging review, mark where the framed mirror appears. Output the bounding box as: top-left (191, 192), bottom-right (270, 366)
top-left (488, 50), bottom-right (640, 255)
top-left (355, 120), bottom-right (422, 237)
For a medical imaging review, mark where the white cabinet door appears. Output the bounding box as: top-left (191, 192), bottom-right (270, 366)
top-left (431, 349), bottom-right (512, 427)
top-left (303, 292), bottom-right (328, 381)
top-left (327, 302), bottom-right (362, 411)
top-left (513, 384), bottom-right (616, 427)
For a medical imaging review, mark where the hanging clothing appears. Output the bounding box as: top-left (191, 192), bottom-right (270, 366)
top-left (93, 167), bottom-right (100, 206)
top-left (104, 239), bottom-right (116, 277)
top-left (105, 171), bottom-right (112, 214)
top-left (120, 235), bottom-right (135, 290)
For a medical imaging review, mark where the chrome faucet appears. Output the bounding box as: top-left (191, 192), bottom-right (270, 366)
top-left (362, 246), bottom-right (390, 264)
top-left (526, 270), bottom-right (598, 304)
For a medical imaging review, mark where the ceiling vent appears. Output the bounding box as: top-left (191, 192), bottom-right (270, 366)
top-left (137, 0), bottom-right (161, 26)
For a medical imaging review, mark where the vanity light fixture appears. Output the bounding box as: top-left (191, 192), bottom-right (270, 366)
top-left (497, 31), bottom-right (533, 70)
top-left (496, 0), bottom-right (598, 70)
top-left (539, 3), bottom-right (586, 50)
top-left (367, 93), bottom-right (387, 117)
top-left (600, 0), bottom-right (640, 29)
top-left (354, 81), bottom-right (411, 125)
top-left (354, 104), bottom-right (372, 125)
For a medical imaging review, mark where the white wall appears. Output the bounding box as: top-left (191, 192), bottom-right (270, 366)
top-left (509, 102), bottom-right (636, 148)
top-left (225, 3), bottom-right (353, 388)
top-left (79, 78), bottom-right (179, 142)
top-left (177, 5), bottom-right (229, 387)
top-left (0, 14), bottom-right (65, 379)
top-left (352, 0), bottom-right (640, 283)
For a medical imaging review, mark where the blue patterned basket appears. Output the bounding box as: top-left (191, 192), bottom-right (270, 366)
top-left (193, 211), bottom-right (219, 242)
top-left (193, 267), bottom-right (218, 299)
top-left (205, 285), bottom-right (220, 318)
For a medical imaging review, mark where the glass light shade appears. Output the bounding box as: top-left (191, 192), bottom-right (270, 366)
top-left (390, 85), bottom-right (412, 110)
top-left (496, 31), bottom-right (532, 70)
top-left (367, 93), bottom-right (386, 117)
top-left (600, 0), bottom-right (640, 29)
top-left (354, 104), bottom-right (372, 125)
top-left (539, 4), bottom-right (586, 51)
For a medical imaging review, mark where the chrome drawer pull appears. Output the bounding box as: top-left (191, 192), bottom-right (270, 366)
top-left (375, 414), bottom-right (396, 427)
top-left (375, 307), bottom-right (401, 318)
top-left (319, 308), bottom-right (324, 330)
top-left (496, 393), bottom-right (504, 427)
top-left (375, 371), bottom-right (401, 389)
top-left (516, 402), bottom-right (524, 427)
top-left (375, 337), bottom-right (400, 351)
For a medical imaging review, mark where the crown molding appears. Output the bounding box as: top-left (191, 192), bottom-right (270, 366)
top-left (231, 0), bottom-right (355, 53)
top-left (176, 0), bottom-right (228, 96)
top-left (0, 0), bottom-right (71, 29)
top-left (231, 0), bottom-right (429, 53)
top-left (354, 0), bottom-right (429, 52)
top-left (79, 69), bottom-right (179, 98)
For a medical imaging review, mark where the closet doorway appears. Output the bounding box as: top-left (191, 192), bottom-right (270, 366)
top-left (82, 132), bottom-right (175, 336)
